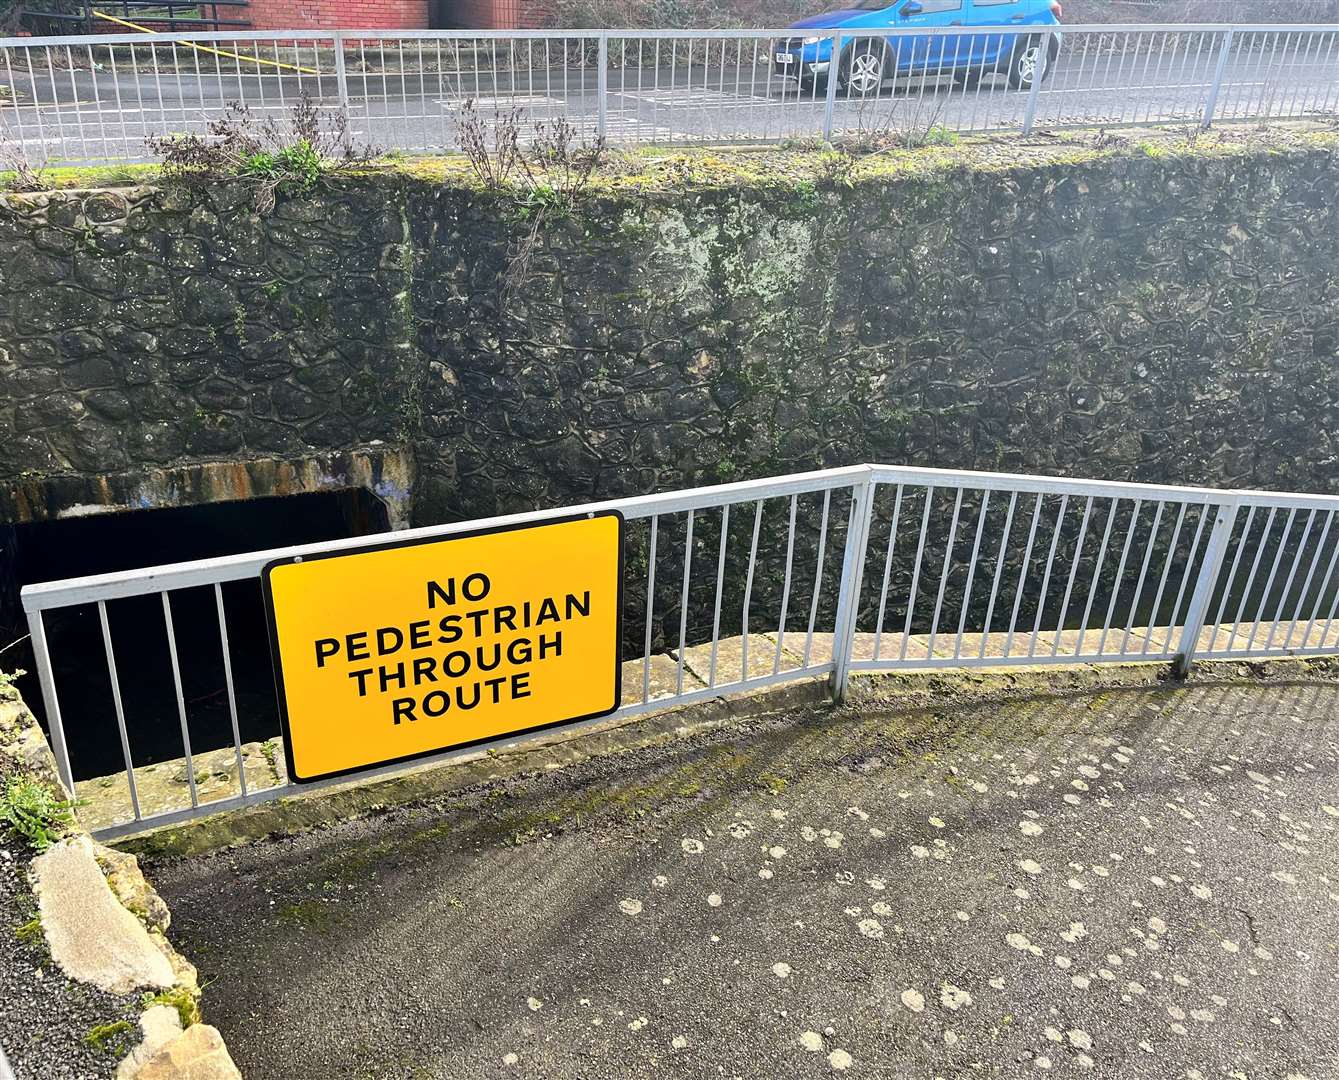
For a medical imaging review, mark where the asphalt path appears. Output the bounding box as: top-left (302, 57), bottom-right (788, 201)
top-left (151, 676), bottom-right (1339, 1079)
top-left (2, 40), bottom-right (1336, 162)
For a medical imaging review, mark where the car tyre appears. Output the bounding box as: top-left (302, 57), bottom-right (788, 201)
top-left (839, 39), bottom-right (887, 97)
top-left (1007, 34), bottom-right (1058, 90)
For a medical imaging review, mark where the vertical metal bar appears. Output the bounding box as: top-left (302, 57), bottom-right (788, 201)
top-left (1003, 494), bottom-right (1044, 658)
top-left (1166, 503), bottom-right (1210, 645)
top-left (1020, 31), bottom-right (1046, 134)
top-left (213, 583), bottom-right (247, 798)
top-left (97, 601), bottom-right (141, 821)
top-left (822, 30), bottom-right (840, 140)
top-left (1286, 509), bottom-right (1333, 650)
top-left (597, 30), bottom-right (608, 140)
top-left (1202, 29), bottom-right (1234, 128)
top-left (675, 510), bottom-right (694, 696)
top-left (1052, 496), bottom-right (1093, 656)
top-left (1119, 501), bottom-right (1163, 654)
top-left (774, 495), bottom-right (798, 673)
top-left (1076, 499), bottom-right (1119, 656)
top-left (642, 516), bottom-right (658, 703)
top-left (26, 611), bottom-right (74, 797)
top-left (1205, 504), bottom-right (1250, 653)
top-left (925, 488), bottom-right (963, 657)
top-left (332, 30), bottom-right (350, 121)
top-left (954, 491), bottom-right (991, 659)
top-left (1265, 509), bottom-right (1315, 649)
top-left (981, 491), bottom-right (1018, 659)
top-left (900, 486), bottom-right (936, 661)
top-left (161, 592), bottom-right (199, 809)
top-left (1302, 514), bottom-right (1339, 649)
top-left (1098, 498), bottom-right (1143, 656)
top-left (707, 504), bottom-right (729, 687)
top-left (803, 490), bottom-right (832, 667)
top-left (740, 500), bottom-right (765, 682)
top-left (831, 477), bottom-right (875, 702)
top-left (872, 486), bottom-right (904, 661)
top-left (1028, 494), bottom-right (1069, 657)
top-left (1174, 503), bottom-right (1240, 676)
top-left (1252, 508), bottom-right (1297, 645)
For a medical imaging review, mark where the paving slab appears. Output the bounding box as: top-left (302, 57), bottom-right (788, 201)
top-left (148, 676), bottom-right (1339, 1080)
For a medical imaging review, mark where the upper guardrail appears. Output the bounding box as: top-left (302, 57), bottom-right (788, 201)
top-left (2, 22), bottom-right (1337, 165)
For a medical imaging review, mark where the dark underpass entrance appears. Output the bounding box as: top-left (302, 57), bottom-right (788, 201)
top-left (1, 488), bottom-right (390, 781)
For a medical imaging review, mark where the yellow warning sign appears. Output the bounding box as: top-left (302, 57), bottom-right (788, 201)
top-left (263, 513), bottom-right (623, 782)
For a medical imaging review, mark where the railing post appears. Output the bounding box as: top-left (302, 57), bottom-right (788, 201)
top-left (24, 609), bottom-right (76, 798)
top-left (822, 32), bottom-right (841, 142)
top-left (332, 30), bottom-right (350, 123)
top-left (830, 470), bottom-right (876, 704)
top-left (1201, 28), bottom-right (1234, 130)
top-left (597, 31), bottom-right (609, 141)
top-left (1020, 35), bottom-right (1047, 134)
top-left (1173, 501), bottom-right (1239, 678)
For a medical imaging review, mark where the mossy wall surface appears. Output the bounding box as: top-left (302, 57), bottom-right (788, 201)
top-left (2, 136), bottom-right (1337, 531)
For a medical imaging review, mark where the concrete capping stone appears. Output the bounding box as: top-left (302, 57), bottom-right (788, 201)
top-left (0, 686), bottom-right (241, 1079)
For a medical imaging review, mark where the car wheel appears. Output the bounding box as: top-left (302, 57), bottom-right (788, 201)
top-left (1006, 35), bottom-right (1053, 90)
top-left (840, 40), bottom-right (887, 97)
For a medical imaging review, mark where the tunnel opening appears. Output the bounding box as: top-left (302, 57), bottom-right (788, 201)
top-left (0, 488), bottom-right (391, 782)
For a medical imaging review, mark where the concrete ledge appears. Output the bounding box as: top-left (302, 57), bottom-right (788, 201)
top-left (113, 639), bottom-right (1339, 861)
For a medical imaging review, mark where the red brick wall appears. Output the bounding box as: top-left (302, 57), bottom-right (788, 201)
top-left (245, 0), bottom-right (431, 31)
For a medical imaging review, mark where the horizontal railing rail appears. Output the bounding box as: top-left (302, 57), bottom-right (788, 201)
top-left (18, 462), bottom-right (1339, 842)
top-left (2, 21), bottom-right (1336, 166)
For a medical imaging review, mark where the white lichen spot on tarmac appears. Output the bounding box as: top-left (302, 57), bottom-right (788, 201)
top-left (671, 1035), bottom-right (688, 1049)
top-left (1019, 859), bottom-right (1043, 875)
top-left (911, 845), bottom-right (931, 859)
top-left (858, 918), bottom-right (885, 940)
top-left (681, 838), bottom-right (704, 854)
top-left (652, 875), bottom-right (668, 888)
top-left (900, 988), bottom-right (925, 1013)
top-left (707, 893), bottom-right (723, 907)
top-left (502, 1052), bottom-right (518, 1065)
top-left (1190, 883), bottom-right (1212, 900)
top-left (759, 868), bottom-right (774, 880)
top-left (1067, 1030), bottom-right (1093, 1050)
top-left (769, 846), bottom-right (787, 860)
top-left (619, 899), bottom-right (643, 916)
top-left (1006, 932), bottom-right (1032, 951)
top-left (828, 1048), bottom-right (854, 1070)
top-left (1020, 821), bottom-right (1045, 837)
top-left (799, 1031), bottom-right (824, 1052)
top-left (940, 984), bottom-right (972, 1011)
top-left (1221, 939), bottom-right (1240, 953)
top-left (772, 962), bottom-right (792, 978)
top-left (629, 1017), bottom-right (648, 1031)
top-left (526, 997), bottom-right (543, 1011)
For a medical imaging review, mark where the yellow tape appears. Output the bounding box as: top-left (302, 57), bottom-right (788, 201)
top-left (91, 10), bottom-right (320, 75)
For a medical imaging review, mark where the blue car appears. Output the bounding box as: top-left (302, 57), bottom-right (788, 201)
top-left (774, 0), bottom-right (1063, 95)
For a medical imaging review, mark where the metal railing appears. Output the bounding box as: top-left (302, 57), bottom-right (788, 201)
top-left (19, 463), bottom-right (1339, 841)
top-left (2, 22), bottom-right (1337, 166)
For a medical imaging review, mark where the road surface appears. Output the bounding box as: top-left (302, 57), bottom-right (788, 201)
top-left (150, 675), bottom-right (1339, 1079)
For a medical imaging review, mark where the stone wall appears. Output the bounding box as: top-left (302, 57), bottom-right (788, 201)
top-left (4, 134), bottom-right (1337, 531)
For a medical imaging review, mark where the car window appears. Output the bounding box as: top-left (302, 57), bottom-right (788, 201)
top-left (907, 0), bottom-right (963, 11)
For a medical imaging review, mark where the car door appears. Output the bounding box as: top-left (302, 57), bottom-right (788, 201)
top-left (966, 0), bottom-right (1024, 69)
top-left (894, 0), bottom-right (966, 75)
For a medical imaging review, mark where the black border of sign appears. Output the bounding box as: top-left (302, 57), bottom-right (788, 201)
top-left (261, 510), bottom-right (625, 785)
